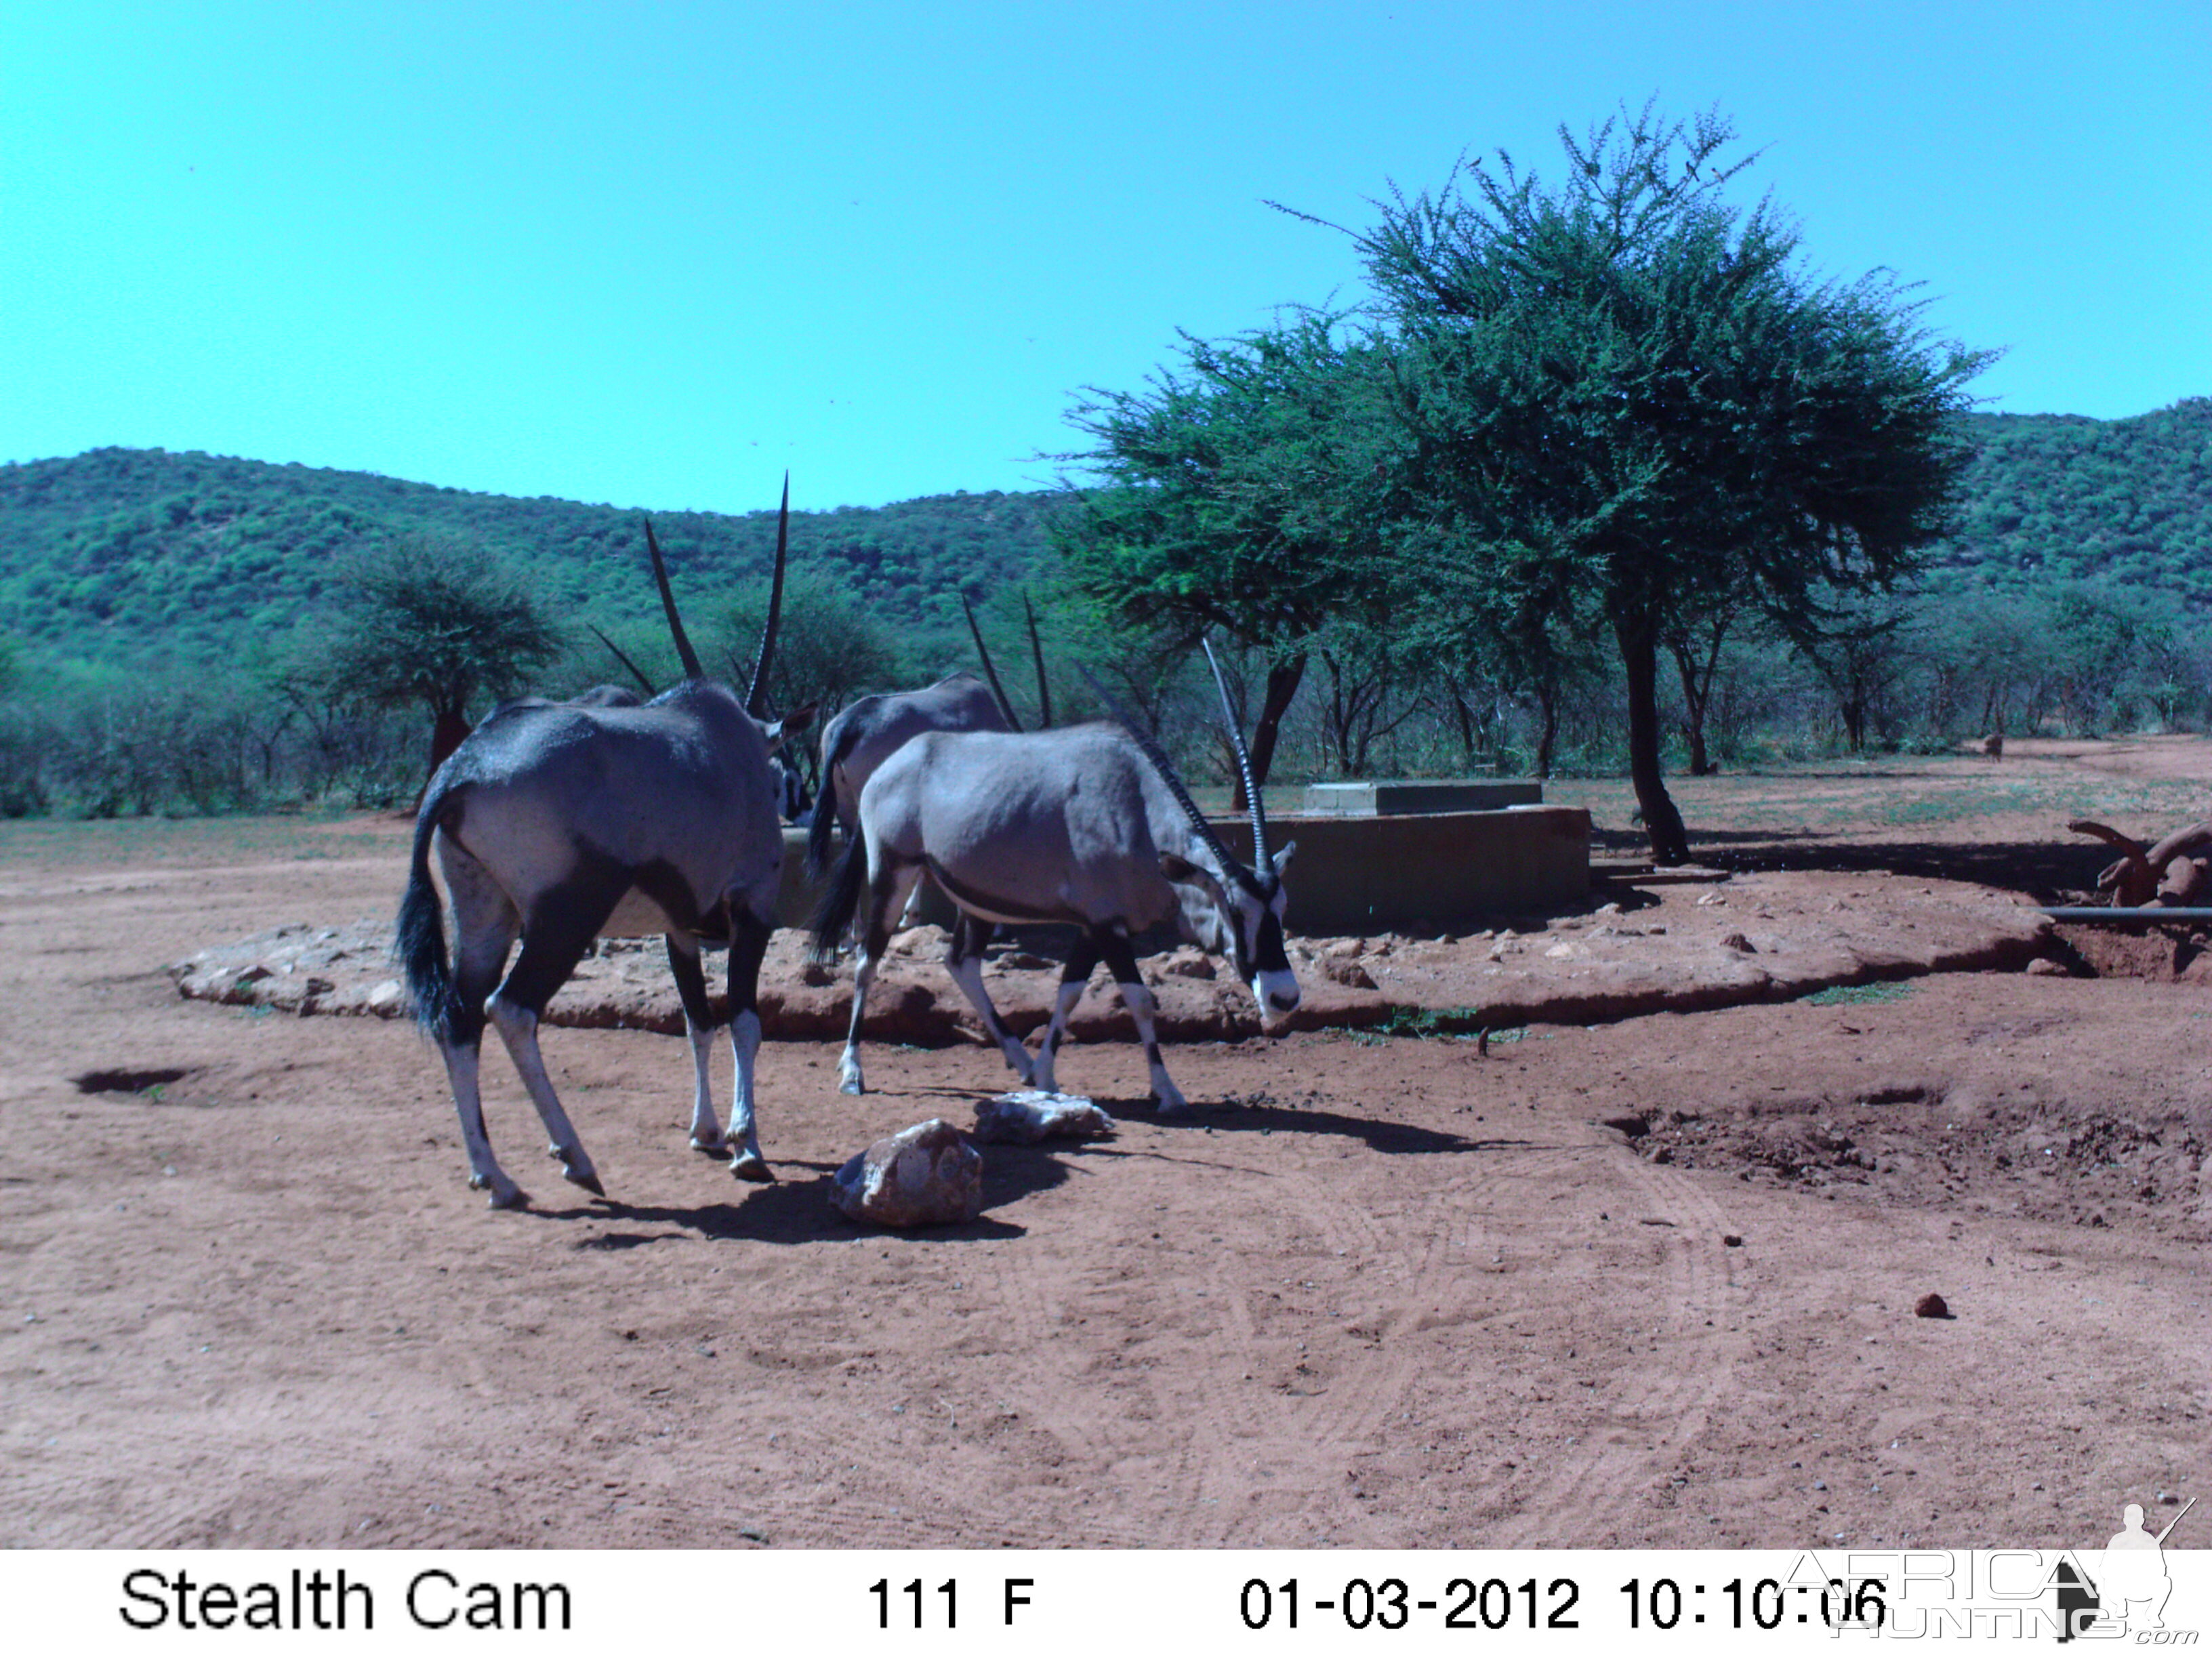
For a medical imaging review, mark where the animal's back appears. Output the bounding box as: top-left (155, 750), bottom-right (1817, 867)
top-left (867, 724), bottom-right (1177, 928)
top-left (431, 682), bottom-right (779, 909)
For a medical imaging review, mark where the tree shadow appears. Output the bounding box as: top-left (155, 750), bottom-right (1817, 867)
top-left (1700, 834), bottom-right (2104, 901)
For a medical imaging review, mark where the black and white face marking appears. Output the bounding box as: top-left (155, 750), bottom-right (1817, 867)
top-left (1163, 843), bottom-right (1300, 1025)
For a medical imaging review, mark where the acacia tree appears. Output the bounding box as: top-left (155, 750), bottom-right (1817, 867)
top-left (1054, 312), bottom-right (1401, 793)
top-left (312, 535), bottom-right (561, 779)
top-left (1339, 102), bottom-right (1986, 861)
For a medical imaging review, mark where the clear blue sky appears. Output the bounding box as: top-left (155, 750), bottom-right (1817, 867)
top-left (5, 1), bottom-right (2206, 514)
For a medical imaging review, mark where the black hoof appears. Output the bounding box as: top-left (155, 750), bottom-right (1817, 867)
top-left (565, 1168), bottom-right (607, 1196)
top-left (728, 1155), bottom-right (774, 1184)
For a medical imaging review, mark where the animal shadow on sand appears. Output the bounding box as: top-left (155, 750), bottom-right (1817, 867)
top-left (527, 1141), bottom-right (1082, 1247)
top-left (1086, 1090), bottom-right (1544, 1160)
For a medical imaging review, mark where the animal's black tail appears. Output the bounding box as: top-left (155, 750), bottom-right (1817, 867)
top-left (808, 824), bottom-right (869, 964)
top-left (804, 715), bottom-right (863, 878)
top-left (804, 765), bottom-right (840, 879)
top-left (396, 788), bottom-right (459, 1042)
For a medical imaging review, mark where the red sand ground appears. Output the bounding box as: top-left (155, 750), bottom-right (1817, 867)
top-left (3, 739), bottom-right (2206, 1549)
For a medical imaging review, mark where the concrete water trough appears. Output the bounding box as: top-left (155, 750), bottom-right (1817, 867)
top-left (777, 783), bottom-right (1591, 937)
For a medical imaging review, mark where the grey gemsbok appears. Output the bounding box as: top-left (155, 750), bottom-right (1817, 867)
top-left (804, 592), bottom-right (1052, 879)
top-left (809, 642), bottom-right (1298, 1112)
top-left (398, 483), bottom-right (814, 1207)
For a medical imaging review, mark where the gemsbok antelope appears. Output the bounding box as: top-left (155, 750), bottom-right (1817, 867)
top-left (809, 642), bottom-right (1297, 1112)
top-left (803, 593), bottom-right (1052, 878)
top-left (398, 483), bottom-right (813, 1207)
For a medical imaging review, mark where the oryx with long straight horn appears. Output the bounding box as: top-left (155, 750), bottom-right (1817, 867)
top-left (803, 593), bottom-right (1051, 881)
top-left (396, 478), bottom-right (815, 1208)
top-left (809, 637), bottom-right (1298, 1112)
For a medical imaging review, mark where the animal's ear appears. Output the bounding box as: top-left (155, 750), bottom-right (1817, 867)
top-left (1159, 851), bottom-right (1204, 884)
top-left (781, 701), bottom-right (817, 738)
top-left (1270, 840), bottom-right (1297, 878)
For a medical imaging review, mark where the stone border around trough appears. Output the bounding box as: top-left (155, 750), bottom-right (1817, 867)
top-left (167, 870), bottom-right (2055, 1043)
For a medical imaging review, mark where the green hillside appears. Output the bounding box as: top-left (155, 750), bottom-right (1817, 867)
top-left (0, 447), bottom-right (1063, 674)
top-left (1927, 398), bottom-right (2212, 602)
top-left (3, 398), bottom-right (2208, 676)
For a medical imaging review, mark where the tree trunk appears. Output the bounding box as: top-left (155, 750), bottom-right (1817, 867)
top-left (1616, 611), bottom-right (1690, 865)
top-left (1235, 653), bottom-right (1307, 810)
top-left (1534, 680), bottom-right (1559, 779)
top-left (429, 701), bottom-right (473, 779)
top-left (1668, 626), bottom-right (1724, 776)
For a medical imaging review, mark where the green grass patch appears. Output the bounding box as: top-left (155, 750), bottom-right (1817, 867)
top-left (1801, 981), bottom-right (1918, 1006)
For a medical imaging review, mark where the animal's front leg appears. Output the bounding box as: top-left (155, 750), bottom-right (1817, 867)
top-left (941, 914), bottom-right (1033, 1084)
top-left (666, 934), bottom-right (725, 1153)
top-left (1099, 933), bottom-right (1188, 1114)
top-left (722, 910), bottom-right (773, 1182)
top-left (1027, 930), bottom-right (1103, 1094)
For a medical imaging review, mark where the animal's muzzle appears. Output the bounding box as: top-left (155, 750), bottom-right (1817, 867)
top-left (1252, 968), bottom-right (1301, 1023)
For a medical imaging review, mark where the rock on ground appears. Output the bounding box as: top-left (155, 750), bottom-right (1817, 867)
top-left (830, 1119), bottom-right (984, 1228)
top-left (972, 1090), bottom-right (1116, 1145)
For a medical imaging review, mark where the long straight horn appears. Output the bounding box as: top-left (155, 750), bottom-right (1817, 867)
top-left (745, 474), bottom-right (789, 716)
top-left (1024, 590), bottom-right (1052, 727)
top-left (644, 518), bottom-right (705, 682)
top-left (962, 595), bottom-right (1023, 732)
top-left (590, 626), bottom-right (657, 696)
top-left (1201, 636), bottom-right (1269, 873)
top-left (1076, 661), bottom-right (1240, 875)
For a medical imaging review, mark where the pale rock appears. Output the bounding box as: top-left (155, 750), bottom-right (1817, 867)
top-left (886, 924), bottom-right (948, 959)
top-left (831, 1120), bottom-right (983, 1228)
top-left (1323, 957), bottom-right (1378, 989)
top-left (1160, 947), bottom-right (1216, 981)
top-left (1719, 933), bottom-right (1756, 954)
top-left (973, 1090), bottom-right (1117, 1145)
top-left (366, 979), bottom-right (405, 1014)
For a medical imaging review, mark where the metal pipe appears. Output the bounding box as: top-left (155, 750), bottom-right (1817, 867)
top-left (2039, 906), bottom-right (2212, 925)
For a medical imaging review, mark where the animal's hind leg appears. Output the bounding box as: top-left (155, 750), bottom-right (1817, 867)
top-left (722, 907), bottom-right (774, 1181)
top-left (1026, 929), bottom-right (1102, 1095)
top-left (485, 878), bottom-right (628, 1197)
top-left (666, 933), bottom-right (725, 1153)
top-left (434, 840), bottom-right (526, 1206)
top-left (837, 861), bottom-right (921, 1095)
top-left (1099, 930), bottom-right (1187, 1114)
top-left (941, 914), bottom-right (1034, 1084)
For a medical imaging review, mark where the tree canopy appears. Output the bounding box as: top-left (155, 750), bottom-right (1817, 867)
top-left (1053, 313), bottom-right (1403, 788)
top-left (308, 536), bottom-right (562, 776)
top-left (1342, 102), bottom-right (1989, 860)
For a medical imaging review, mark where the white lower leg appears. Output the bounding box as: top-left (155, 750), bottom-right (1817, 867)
top-left (1029, 978), bottom-right (1087, 1094)
top-left (440, 1042), bottom-right (523, 1207)
top-left (725, 1009), bottom-right (769, 1179)
top-left (944, 951), bottom-right (1034, 1084)
top-left (837, 954), bottom-right (878, 1094)
top-left (1119, 981), bottom-right (1187, 1113)
top-left (488, 996), bottom-right (602, 1191)
top-left (684, 1019), bottom-right (723, 1149)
